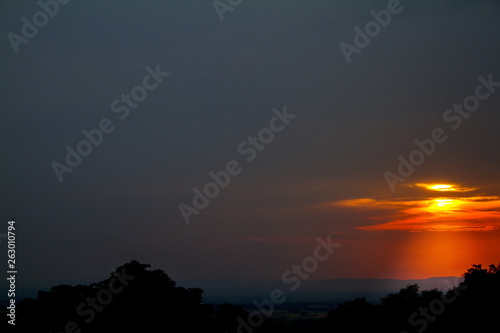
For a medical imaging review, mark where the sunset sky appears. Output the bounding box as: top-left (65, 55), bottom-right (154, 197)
top-left (1, 0), bottom-right (500, 291)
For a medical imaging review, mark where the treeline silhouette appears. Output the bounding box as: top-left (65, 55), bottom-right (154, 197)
top-left (315, 263), bottom-right (500, 333)
top-left (8, 260), bottom-right (500, 332)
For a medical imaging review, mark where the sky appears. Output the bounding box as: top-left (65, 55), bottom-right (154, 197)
top-left (1, 0), bottom-right (500, 291)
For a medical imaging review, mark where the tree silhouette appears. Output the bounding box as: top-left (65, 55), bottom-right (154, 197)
top-left (16, 260), bottom-right (212, 332)
top-left (9, 260), bottom-right (500, 333)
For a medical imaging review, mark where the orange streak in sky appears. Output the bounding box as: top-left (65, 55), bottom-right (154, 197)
top-left (356, 196), bottom-right (500, 232)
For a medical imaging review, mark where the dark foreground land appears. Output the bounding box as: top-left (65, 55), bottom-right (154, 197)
top-left (2, 260), bottom-right (499, 333)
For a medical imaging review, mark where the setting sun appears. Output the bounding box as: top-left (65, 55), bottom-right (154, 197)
top-left (328, 183), bottom-right (500, 232)
top-left (427, 198), bottom-right (460, 211)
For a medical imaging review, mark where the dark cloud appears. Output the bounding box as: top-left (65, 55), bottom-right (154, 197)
top-left (1, 0), bottom-right (500, 287)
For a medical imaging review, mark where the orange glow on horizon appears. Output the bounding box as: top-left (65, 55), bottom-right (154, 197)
top-left (320, 182), bottom-right (500, 279)
top-left (389, 231), bottom-right (490, 279)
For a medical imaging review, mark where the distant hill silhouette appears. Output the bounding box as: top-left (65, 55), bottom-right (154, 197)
top-left (6, 260), bottom-right (500, 333)
top-left (178, 276), bottom-right (463, 304)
